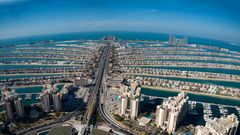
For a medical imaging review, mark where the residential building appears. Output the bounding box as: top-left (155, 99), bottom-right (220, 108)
top-left (155, 92), bottom-right (189, 133)
top-left (40, 83), bottom-right (62, 112)
top-left (195, 114), bottom-right (239, 135)
top-left (1, 86), bottom-right (25, 121)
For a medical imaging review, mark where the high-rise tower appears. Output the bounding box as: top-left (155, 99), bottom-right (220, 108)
top-left (155, 92), bottom-right (188, 133)
top-left (1, 86), bottom-right (25, 121)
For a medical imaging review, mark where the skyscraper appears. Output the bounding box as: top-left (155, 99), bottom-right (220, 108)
top-left (120, 97), bottom-right (128, 115)
top-left (52, 93), bottom-right (61, 112)
top-left (169, 34), bottom-right (188, 45)
top-left (118, 81), bottom-right (141, 119)
top-left (40, 94), bottom-right (51, 113)
top-left (155, 92), bottom-right (188, 133)
top-left (40, 83), bottom-right (62, 113)
top-left (155, 105), bottom-right (167, 127)
top-left (130, 98), bottom-right (139, 119)
top-left (1, 86), bottom-right (25, 121)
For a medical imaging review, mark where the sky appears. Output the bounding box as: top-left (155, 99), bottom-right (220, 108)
top-left (0, 0), bottom-right (239, 42)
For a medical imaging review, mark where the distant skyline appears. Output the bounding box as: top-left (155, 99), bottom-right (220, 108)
top-left (0, 0), bottom-right (240, 43)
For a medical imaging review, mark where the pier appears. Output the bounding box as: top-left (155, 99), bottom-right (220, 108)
top-left (0, 93), bottom-right (41, 106)
top-left (141, 94), bottom-right (238, 108)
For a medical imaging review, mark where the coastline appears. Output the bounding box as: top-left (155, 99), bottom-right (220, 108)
top-left (124, 58), bottom-right (240, 63)
top-left (0, 72), bottom-right (80, 77)
top-left (0, 64), bottom-right (81, 66)
top-left (124, 65), bottom-right (240, 70)
top-left (141, 85), bottom-right (240, 101)
top-left (1, 56), bottom-right (83, 61)
top-left (125, 73), bottom-right (240, 83)
top-left (10, 83), bottom-right (71, 89)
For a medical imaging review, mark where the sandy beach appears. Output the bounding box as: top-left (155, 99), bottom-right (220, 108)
top-left (124, 58), bottom-right (240, 63)
top-left (10, 83), bottom-right (71, 89)
top-left (0, 72), bottom-right (80, 77)
top-left (124, 64), bottom-right (240, 70)
top-left (125, 73), bottom-right (240, 83)
top-left (141, 85), bottom-right (240, 101)
top-left (1, 56), bottom-right (84, 61)
top-left (0, 63), bottom-right (82, 66)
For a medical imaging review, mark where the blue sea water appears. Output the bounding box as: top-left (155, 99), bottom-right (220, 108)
top-left (0, 31), bottom-right (239, 51)
top-left (0, 31), bottom-right (240, 109)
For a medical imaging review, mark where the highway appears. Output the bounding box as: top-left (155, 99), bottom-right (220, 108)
top-left (17, 102), bottom-right (86, 135)
top-left (17, 43), bottom-right (133, 135)
top-left (83, 45), bottom-right (109, 125)
top-left (98, 97), bottom-right (135, 135)
top-left (84, 42), bottom-right (135, 135)
top-left (82, 43), bottom-right (110, 134)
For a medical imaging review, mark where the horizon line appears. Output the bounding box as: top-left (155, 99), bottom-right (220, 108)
top-left (0, 30), bottom-right (239, 44)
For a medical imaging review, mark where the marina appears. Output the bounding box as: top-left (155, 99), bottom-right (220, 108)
top-left (141, 91), bottom-right (240, 125)
top-left (0, 32), bottom-right (240, 134)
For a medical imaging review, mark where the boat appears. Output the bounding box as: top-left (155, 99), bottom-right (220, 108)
top-left (36, 94), bottom-right (40, 99)
top-left (25, 94), bottom-right (32, 100)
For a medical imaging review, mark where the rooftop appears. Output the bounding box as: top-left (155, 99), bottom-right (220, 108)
top-left (48, 125), bottom-right (73, 135)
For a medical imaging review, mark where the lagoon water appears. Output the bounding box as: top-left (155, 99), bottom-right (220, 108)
top-left (130, 66), bottom-right (240, 75)
top-left (141, 87), bottom-right (240, 106)
top-left (1, 31), bottom-right (240, 112)
top-left (134, 59), bottom-right (240, 66)
top-left (0, 74), bottom-right (65, 80)
top-left (0, 65), bottom-right (80, 70)
top-left (0, 85), bottom-right (64, 112)
top-left (133, 75), bottom-right (240, 88)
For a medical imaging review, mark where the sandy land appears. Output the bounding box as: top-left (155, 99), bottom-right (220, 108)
top-left (1, 56), bottom-right (82, 60)
top-left (10, 83), bottom-right (72, 89)
top-left (0, 72), bottom-right (80, 77)
top-left (123, 64), bottom-right (240, 70)
top-left (141, 85), bottom-right (240, 101)
top-left (124, 58), bottom-right (240, 63)
top-left (125, 73), bottom-right (240, 83)
top-left (0, 63), bottom-right (82, 66)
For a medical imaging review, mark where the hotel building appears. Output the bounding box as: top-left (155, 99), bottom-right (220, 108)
top-left (40, 83), bottom-right (62, 113)
top-left (169, 34), bottom-right (188, 45)
top-left (155, 92), bottom-right (189, 133)
top-left (118, 81), bottom-right (141, 120)
top-left (2, 86), bottom-right (25, 121)
top-left (195, 114), bottom-right (239, 135)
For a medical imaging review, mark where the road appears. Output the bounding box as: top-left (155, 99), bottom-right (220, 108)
top-left (17, 102), bottom-right (86, 135)
top-left (18, 43), bottom-right (133, 135)
top-left (81, 43), bottom-right (111, 135)
top-left (82, 44), bottom-right (110, 124)
top-left (83, 42), bottom-right (135, 135)
top-left (98, 96), bottom-right (135, 135)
